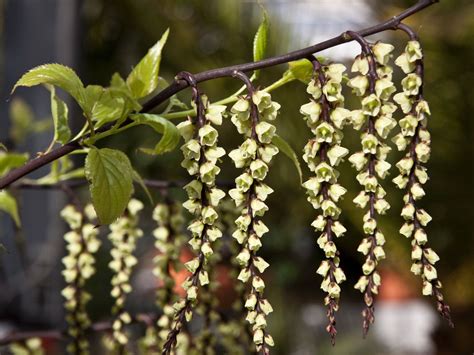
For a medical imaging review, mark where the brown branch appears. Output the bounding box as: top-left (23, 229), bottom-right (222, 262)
top-left (11, 178), bottom-right (235, 190)
top-left (0, 0), bottom-right (438, 190)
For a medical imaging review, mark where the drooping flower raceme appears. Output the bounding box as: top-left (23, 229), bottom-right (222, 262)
top-left (228, 90), bottom-right (280, 354)
top-left (347, 41), bottom-right (397, 334)
top-left (107, 199), bottom-right (144, 348)
top-left (156, 203), bottom-right (188, 346)
top-left (300, 62), bottom-right (350, 343)
top-left (139, 202), bottom-right (187, 352)
top-left (193, 218), bottom-right (226, 355)
top-left (393, 39), bottom-right (453, 326)
top-left (60, 204), bottom-right (101, 355)
top-left (163, 96), bottom-right (227, 354)
top-left (215, 198), bottom-right (253, 353)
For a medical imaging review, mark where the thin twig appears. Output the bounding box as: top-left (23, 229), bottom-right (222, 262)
top-left (11, 178), bottom-right (235, 190)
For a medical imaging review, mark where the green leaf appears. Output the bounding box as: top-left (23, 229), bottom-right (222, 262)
top-left (83, 82), bottom-right (139, 129)
top-left (132, 169), bottom-right (154, 205)
top-left (110, 73), bottom-right (127, 89)
top-left (84, 85), bottom-right (104, 115)
top-left (287, 57), bottom-right (328, 84)
top-left (85, 148), bottom-right (134, 224)
top-left (109, 73), bottom-right (142, 112)
top-left (130, 113), bottom-right (180, 155)
top-left (91, 89), bottom-right (127, 128)
top-left (0, 191), bottom-right (21, 227)
top-left (163, 96), bottom-right (189, 114)
top-left (253, 8), bottom-right (269, 78)
top-left (12, 64), bottom-right (87, 111)
top-left (48, 85), bottom-right (71, 144)
top-left (0, 143), bottom-right (6, 151)
top-left (126, 29), bottom-right (169, 99)
top-left (0, 152), bottom-right (29, 177)
top-left (287, 59), bottom-right (313, 84)
top-left (272, 134), bottom-right (303, 184)
top-left (9, 98), bottom-right (34, 145)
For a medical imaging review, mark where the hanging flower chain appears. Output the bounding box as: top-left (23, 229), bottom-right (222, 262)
top-left (346, 31), bottom-right (397, 335)
top-left (224, 248), bottom-right (255, 353)
top-left (192, 227), bottom-right (226, 354)
top-left (60, 204), bottom-right (101, 355)
top-left (151, 202), bottom-right (188, 348)
top-left (163, 72), bottom-right (227, 354)
top-left (192, 223), bottom-right (223, 354)
top-left (300, 59), bottom-right (350, 344)
top-left (228, 71), bottom-right (280, 355)
top-left (392, 25), bottom-right (453, 327)
top-left (217, 198), bottom-right (254, 354)
top-left (107, 199), bottom-right (144, 348)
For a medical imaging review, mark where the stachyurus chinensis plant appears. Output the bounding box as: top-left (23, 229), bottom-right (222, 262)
top-left (300, 59), bottom-right (350, 344)
top-left (0, 0), bottom-right (456, 353)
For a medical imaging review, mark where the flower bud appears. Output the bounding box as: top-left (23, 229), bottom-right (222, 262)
top-left (375, 115), bottom-right (396, 139)
top-left (353, 191), bottom-right (370, 209)
top-left (348, 75), bottom-right (369, 96)
top-left (394, 92), bottom-right (412, 114)
top-left (416, 209), bottom-right (432, 226)
top-left (351, 55), bottom-right (369, 75)
top-left (361, 134), bottom-right (379, 154)
top-left (316, 260), bottom-right (331, 277)
top-left (399, 222), bottom-right (414, 238)
top-left (254, 256), bottom-right (270, 273)
top-left (323, 241), bottom-right (337, 258)
top-left (414, 228), bottom-right (428, 245)
top-left (252, 276), bottom-right (265, 293)
top-left (236, 248), bottom-right (251, 266)
top-left (255, 121), bottom-right (276, 144)
top-left (423, 248), bottom-right (440, 264)
top-left (354, 276), bottom-right (369, 292)
top-left (357, 238), bottom-right (371, 255)
top-left (327, 145), bottom-right (349, 166)
top-left (328, 282), bottom-right (341, 298)
top-left (395, 52), bottom-right (416, 74)
top-left (399, 114), bottom-right (418, 137)
top-left (306, 79), bottom-right (322, 99)
top-left (375, 78), bottom-right (396, 100)
top-left (402, 73), bottom-right (422, 96)
top-left (334, 267), bottom-right (346, 283)
top-left (362, 259), bottom-right (376, 275)
top-left (406, 40), bottom-right (423, 62)
top-left (330, 107), bottom-right (351, 129)
top-left (423, 265), bottom-right (437, 281)
top-left (260, 299), bottom-right (274, 315)
top-left (411, 245), bottom-right (423, 260)
top-left (250, 159), bottom-right (269, 180)
top-left (349, 152), bottom-right (367, 171)
top-left (300, 101), bottom-right (322, 123)
top-left (422, 281), bottom-right (433, 296)
top-left (361, 94), bottom-right (381, 116)
top-left (323, 79), bottom-right (343, 102)
top-left (245, 293), bottom-right (257, 309)
top-left (373, 42), bottom-right (394, 65)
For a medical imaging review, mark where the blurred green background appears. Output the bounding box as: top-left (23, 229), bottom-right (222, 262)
top-left (0, 0), bottom-right (473, 354)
